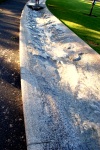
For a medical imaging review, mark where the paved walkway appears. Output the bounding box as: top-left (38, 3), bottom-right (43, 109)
top-left (0, 0), bottom-right (27, 149)
top-left (20, 1), bottom-right (100, 150)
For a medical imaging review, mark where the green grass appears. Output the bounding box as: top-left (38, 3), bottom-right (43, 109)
top-left (46, 0), bottom-right (100, 54)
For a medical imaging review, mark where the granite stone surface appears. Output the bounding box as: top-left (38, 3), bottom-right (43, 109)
top-left (20, 0), bottom-right (100, 149)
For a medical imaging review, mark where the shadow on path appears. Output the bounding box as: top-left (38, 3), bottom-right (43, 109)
top-left (0, 0), bottom-right (27, 149)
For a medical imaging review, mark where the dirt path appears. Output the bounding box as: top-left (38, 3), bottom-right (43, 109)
top-left (0, 0), bottom-right (27, 149)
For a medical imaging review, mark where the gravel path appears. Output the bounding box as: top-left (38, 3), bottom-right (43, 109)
top-left (0, 0), bottom-right (27, 149)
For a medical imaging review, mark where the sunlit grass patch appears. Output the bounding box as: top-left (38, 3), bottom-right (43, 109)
top-left (46, 0), bottom-right (100, 53)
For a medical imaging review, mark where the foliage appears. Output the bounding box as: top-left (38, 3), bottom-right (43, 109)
top-left (46, 0), bottom-right (100, 54)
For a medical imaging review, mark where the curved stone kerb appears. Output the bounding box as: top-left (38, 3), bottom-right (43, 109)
top-left (20, 1), bottom-right (100, 150)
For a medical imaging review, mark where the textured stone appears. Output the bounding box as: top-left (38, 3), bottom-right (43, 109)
top-left (20, 0), bottom-right (100, 150)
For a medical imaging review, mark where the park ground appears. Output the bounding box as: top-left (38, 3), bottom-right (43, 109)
top-left (46, 0), bottom-right (100, 54)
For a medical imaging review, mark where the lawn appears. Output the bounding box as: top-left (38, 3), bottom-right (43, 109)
top-left (46, 0), bottom-right (100, 54)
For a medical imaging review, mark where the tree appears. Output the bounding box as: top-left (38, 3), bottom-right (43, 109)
top-left (89, 0), bottom-right (96, 16)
